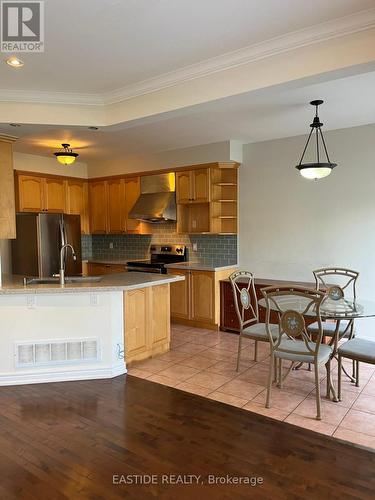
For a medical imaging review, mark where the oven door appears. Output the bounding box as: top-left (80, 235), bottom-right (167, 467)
top-left (127, 266), bottom-right (163, 274)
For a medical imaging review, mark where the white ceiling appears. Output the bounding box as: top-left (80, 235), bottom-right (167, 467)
top-left (3, 69), bottom-right (375, 161)
top-left (0, 0), bottom-right (374, 95)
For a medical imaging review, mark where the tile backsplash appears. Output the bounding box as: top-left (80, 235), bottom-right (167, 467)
top-left (82, 222), bottom-right (237, 266)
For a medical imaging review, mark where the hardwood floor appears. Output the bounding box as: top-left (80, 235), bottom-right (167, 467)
top-left (0, 375), bottom-right (374, 499)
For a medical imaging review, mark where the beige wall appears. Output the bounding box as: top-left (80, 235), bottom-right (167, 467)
top-left (14, 152), bottom-right (88, 178)
top-left (239, 122), bottom-right (375, 337)
top-left (88, 141), bottom-right (233, 177)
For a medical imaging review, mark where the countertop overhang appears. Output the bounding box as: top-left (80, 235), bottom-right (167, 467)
top-left (0, 272), bottom-right (184, 295)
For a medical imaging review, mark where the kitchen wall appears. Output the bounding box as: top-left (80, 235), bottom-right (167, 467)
top-left (239, 122), bottom-right (375, 337)
top-left (84, 226), bottom-right (237, 266)
top-left (14, 152), bottom-right (88, 178)
top-left (88, 140), bottom-right (237, 177)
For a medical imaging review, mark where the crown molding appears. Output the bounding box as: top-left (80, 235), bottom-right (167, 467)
top-left (103, 8), bottom-right (375, 105)
top-left (0, 8), bottom-right (374, 107)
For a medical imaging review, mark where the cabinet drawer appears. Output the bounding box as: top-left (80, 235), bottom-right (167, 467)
top-left (87, 262), bottom-right (126, 275)
top-left (222, 310), bottom-right (240, 331)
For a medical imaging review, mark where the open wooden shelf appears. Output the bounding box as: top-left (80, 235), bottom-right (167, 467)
top-left (177, 162), bottom-right (238, 235)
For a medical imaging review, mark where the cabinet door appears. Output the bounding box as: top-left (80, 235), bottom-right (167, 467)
top-left (17, 175), bottom-right (44, 212)
top-left (124, 288), bottom-right (149, 359)
top-left (192, 168), bottom-right (209, 202)
top-left (150, 284), bottom-right (170, 347)
top-left (89, 181), bottom-right (107, 233)
top-left (107, 179), bottom-right (125, 234)
top-left (44, 178), bottom-right (66, 213)
top-left (169, 270), bottom-right (190, 319)
top-left (124, 177), bottom-right (141, 233)
top-left (0, 140), bottom-right (16, 238)
top-left (190, 271), bottom-right (215, 323)
top-left (176, 171), bottom-right (191, 203)
top-left (66, 180), bottom-right (89, 233)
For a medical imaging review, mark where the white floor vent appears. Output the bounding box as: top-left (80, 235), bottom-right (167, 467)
top-left (15, 338), bottom-right (99, 368)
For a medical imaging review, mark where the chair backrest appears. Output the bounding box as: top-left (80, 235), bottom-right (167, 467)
top-left (313, 267), bottom-right (359, 300)
top-left (229, 271), bottom-right (259, 330)
top-left (261, 286), bottom-right (325, 358)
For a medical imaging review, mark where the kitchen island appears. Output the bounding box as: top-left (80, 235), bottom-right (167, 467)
top-left (0, 272), bottom-right (183, 386)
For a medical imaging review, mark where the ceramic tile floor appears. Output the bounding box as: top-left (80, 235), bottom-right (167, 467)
top-left (127, 324), bottom-right (375, 451)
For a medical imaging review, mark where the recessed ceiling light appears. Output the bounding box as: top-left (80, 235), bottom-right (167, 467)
top-left (6, 56), bottom-right (24, 68)
top-left (9, 123), bottom-right (21, 127)
top-left (88, 126), bottom-right (99, 130)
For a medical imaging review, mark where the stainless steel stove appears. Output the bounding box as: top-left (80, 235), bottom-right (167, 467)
top-left (126, 244), bottom-right (187, 274)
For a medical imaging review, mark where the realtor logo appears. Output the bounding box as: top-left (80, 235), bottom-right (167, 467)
top-left (1, 1), bottom-right (44, 52)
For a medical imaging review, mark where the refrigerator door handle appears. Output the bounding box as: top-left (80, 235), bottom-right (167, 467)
top-left (59, 219), bottom-right (66, 270)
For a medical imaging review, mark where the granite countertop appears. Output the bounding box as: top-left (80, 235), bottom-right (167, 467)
top-left (0, 273), bottom-right (184, 295)
top-left (164, 262), bottom-right (238, 272)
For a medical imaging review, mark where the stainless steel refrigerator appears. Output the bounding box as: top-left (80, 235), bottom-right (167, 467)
top-left (12, 213), bottom-right (82, 277)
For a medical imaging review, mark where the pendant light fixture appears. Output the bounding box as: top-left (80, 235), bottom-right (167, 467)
top-left (54, 143), bottom-right (79, 166)
top-left (296, 100), bottom-right (337, 180)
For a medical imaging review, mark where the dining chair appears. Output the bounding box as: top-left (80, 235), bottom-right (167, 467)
top-left (262, 286), bottom-right (333, 420)
top-left (338, 338), bottom-right (375, 398)
top-left (230, 271), bottom-right (278, 371)
top-left (307, 267), bottom-right (359, 379)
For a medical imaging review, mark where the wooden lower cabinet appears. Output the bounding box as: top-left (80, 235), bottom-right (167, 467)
top-left (190, 271), bottom-right (215, 323)
top-left (124, 284), bottom-right (170, 364)
top-left (168, 267), bottom-right (236, 330)
top-left (86, 262), bottom-right (126, 275)
top-left (169, 269), bottom-right (190, 319)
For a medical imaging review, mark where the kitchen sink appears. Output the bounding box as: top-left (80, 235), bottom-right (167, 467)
top-left (23, 276), bottom-right (103, 285)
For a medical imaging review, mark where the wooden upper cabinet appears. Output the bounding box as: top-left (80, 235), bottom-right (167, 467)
top-left (17, 175), bottom-right (44, 212)
top-left (107, 179), bottom-right (125, 234)
top-left (192, 168), bottom-right (209, 202)
top-left (176, 171), bottom-right (191, 203)
top-left (44, 178), bottom-right (66, 213)
top-left (16, 174), bottom-right (66, 214)
top-left (66, 179), bottom-right (89, 234)
top-left (0, 138), bottom-right (16, 239)
top-left (89, 181), bottom-right (107, 233)
top-left (87, 176), bottom-right (145, 235)
top-left (176, 169), bottom-right (209, 204)
top-left (124, 177), bottom-right (141, 233)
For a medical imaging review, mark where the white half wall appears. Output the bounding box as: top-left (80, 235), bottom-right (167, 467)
top-left (239, 123), bottom-right (375, 337)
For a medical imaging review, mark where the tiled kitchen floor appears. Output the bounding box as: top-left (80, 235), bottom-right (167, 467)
top-left (128, 324), bottom-right (375, 450)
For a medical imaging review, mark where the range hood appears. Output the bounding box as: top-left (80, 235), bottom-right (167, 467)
top-left (128, 172), bottom-right (176, 223)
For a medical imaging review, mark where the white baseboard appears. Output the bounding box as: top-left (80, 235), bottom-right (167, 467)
top-left (0, 363), bottom-right (127, 386)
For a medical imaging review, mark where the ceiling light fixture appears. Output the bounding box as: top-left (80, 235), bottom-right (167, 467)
top-left (88, 126), bottom-right (98, 130)
top-left (296, 100), bottom-right (337, 180)
top-left (6, 56), bottom-right (24, 68)
top-left (54, 143), bottom-right (79, 166)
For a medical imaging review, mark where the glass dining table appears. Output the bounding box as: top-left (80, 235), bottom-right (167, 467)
top-left (258, 296), bottom-right (375, 401)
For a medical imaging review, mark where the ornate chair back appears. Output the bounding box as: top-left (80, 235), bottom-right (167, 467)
top-left (229, 271), bottom-right (259, 330)
top-left (313, 267), bottom-right (359, 300)
top-left (261, 286), bottom-right (325, 358)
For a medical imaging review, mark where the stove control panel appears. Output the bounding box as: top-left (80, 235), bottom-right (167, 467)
top-left (150, 244), bottom-right (186, 256)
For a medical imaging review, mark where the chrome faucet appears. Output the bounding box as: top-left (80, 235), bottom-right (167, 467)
top-left (59, 243), bottom-right (77, 285)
